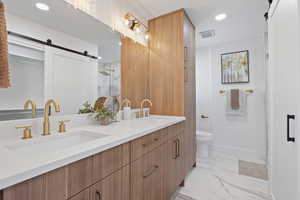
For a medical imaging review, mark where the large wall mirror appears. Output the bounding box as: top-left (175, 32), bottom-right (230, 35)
top-left (0, 0), bottom-right (121, 121)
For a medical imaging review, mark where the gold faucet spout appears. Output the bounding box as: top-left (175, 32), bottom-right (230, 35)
top-left (140, 99), bottom-right (153, 118)
top-left (24, 100), bottom-right (37, 118)
top-left (43, 99), bottom-right (61, 136)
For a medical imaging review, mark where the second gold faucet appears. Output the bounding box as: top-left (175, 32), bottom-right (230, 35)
top-left (140, 99), bottom-right (153, 118)
top-left (43, 99), bottom-right (61, 136)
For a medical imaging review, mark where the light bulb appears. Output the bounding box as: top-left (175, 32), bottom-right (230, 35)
top-left (124, 19), bottom-right (130, 26)
top-left (36, 2), bottom-right (50, 11)
top-left (135, 27), bottom-right (141, 33)
top-left (215, 13), bottom-right (227, 21)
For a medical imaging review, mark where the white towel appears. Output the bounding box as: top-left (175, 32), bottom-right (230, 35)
top-left (225, 90), bottom-right (247, 116)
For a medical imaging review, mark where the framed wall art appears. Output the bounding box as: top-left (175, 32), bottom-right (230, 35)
top-left (221, 50), bottom-right (249, 84)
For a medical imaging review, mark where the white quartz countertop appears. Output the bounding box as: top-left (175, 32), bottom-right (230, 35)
top-left (0, 115), bottom-right (185, 190)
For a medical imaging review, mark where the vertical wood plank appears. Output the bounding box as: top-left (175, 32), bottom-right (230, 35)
top-left (44, 167), bottom-right (67, 200)
top-left (67, 157), bottom-right (93, 198)
top-left (3, 176), bottom-right (44, 200)
top-left (93, 143), bottom-right (130, 183)
top-left (121, 37), bottom-right (150, 108)
top-left (149, 10), bottom-right (185, 116)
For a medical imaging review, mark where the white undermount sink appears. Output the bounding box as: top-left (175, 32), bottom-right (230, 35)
top-left (5, 131), bottom-right (108, 155)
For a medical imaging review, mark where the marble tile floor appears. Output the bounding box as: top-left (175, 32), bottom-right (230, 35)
top-left (177, 154), bottom-right (272, 200)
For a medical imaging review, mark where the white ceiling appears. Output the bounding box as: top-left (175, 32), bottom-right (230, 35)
top-left (129, 0), bottom-right (268, 47)
top-left (3, 0), bottom-right (120, 47)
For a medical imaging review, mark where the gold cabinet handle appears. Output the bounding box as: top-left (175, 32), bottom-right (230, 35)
top-left (16, 125), bottom-right (33, 139)
top-left (176, 138), bottom-right (180, 159)
top-left (96, 190), bottom-right (102, 200)
top-left (58, 120), bottom-right (71, 133)
top-left (173, 139), bottom-right (178, 159)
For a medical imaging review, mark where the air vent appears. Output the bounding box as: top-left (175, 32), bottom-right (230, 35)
top-left (199, 30), bottom-right (216, 39)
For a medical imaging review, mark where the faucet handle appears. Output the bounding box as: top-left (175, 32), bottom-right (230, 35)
top-left (16, 125), bottom-right (33, 140)
top-left (58, 120), bottom-right (71, 133)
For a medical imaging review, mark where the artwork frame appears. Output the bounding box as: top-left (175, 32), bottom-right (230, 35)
top-left (221, 50), bottom-right (250, 84)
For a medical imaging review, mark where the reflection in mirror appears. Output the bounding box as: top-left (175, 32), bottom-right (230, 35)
top-left (0, 0), bottom-right (121, 121)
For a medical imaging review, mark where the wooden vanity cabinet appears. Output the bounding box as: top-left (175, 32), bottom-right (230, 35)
top-left (167, 130), bottom-right (185, 198)
top-left (1, 143), bottom-right (130, 200)
top-left (183, 13), bottom-right (197, 174)
top-left (1, 124), bottom-right (188, 200)
top-left (148, 9), bottom-right (196, 174)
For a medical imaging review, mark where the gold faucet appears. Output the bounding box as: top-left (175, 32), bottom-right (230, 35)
top-left (121, 98), bottom-right (132, 108)
top-left (140, 99), bottom-right (153, 118)
top-left (24, 100), bottom-right (37, 118)
top-left (43, 99), bottom-right (61, 136)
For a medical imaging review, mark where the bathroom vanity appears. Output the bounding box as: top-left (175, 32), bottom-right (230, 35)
top-left (0, 115), bottom-right (186, 200)
top-left (0, 1), bottom-right (196, 200)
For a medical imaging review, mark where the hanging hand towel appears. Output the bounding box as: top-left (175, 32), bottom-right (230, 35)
top-left (0, 1), bottom-right (10, 88)
top-left (226, 89), bottom-right (247, 116)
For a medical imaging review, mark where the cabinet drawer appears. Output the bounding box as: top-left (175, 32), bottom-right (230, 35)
top-left (131, 144), bottom-right (168, 200)
top-left (44, 167), bottom-right (67, 200)
top-left (131, 128), bottom-right (168, 161)
top-left (90, 166), bottom-right (130, 200)
top-left (168, 122), bottom-right (184, 140)
top-left (68, 189), bottom-right (89, 200)
top-left (67, 157), bottom-right (93, 198)
top-left (3, 176), bottom-right (44, 200)
top-left (93, 143), bottom-right (130, 183)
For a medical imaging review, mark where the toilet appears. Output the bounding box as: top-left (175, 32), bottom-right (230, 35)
top-left (196, 131), bottom-right (214, 159)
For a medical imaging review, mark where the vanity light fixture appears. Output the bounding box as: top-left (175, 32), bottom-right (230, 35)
top-left (215, 13), bottom-right (227, 21)
top-left (35, 2), bottom-right (50, 11)
top-left (124, 13), bottom-right (149, 37)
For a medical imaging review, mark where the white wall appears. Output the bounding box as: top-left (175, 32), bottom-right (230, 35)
top-left (6, 14), bottom-right (97, 55)
top-left (196, 48), bottom-right (213, 132)
top-left (2, 14), bottom-right (98, 114)
top-left (196, 37), bottom-right (267, 161)
top-left (0, 55), bottom-right (44, 110)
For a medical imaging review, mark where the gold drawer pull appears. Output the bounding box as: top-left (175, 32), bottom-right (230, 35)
top-left (143, 165), bottom-right (159, 178)
top-left (176, 139), bottom-right (180, 158)
top-left (173, 140), bottom-right (178, 159)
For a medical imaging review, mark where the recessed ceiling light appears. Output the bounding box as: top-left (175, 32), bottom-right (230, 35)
top-left (35, 2), bottom-right (50, 11)
top-left (215, 13), bottom-right (227, 21)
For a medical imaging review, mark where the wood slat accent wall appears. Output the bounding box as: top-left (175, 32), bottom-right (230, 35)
top-left (121, 37), bottom-right (150, 108)
top-left (148, 10), bottom-right (185, 116)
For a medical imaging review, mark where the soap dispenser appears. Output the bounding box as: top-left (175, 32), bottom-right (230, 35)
top-left (121, 99), bottom-right (132, 120)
